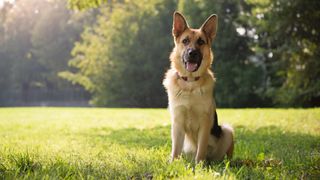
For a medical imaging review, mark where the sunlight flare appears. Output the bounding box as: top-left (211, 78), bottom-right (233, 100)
top-left (0, 0), bottom-right (15, 8)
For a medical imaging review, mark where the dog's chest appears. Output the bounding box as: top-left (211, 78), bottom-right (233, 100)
top-left (173, 84), bottom-right (212, 108)
top-left (166, 74), bottom-right (215, 132)
top-left (184, 109), bottom-right (201, 133)
top-left (172, 85), bottom-right (213, 128)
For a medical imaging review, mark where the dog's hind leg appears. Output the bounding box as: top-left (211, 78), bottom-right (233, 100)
top-left (216, 124), bottom-right (234, 160)
top-left (226, 136), bottom-right (234, 159)
top-left (207, 124), bottom-right (234, 161)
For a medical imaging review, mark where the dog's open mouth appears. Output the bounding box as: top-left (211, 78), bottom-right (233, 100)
top-left (183, 49), bottom-right (202, 72)
top-left (185, 62), bottom-right (199, 72)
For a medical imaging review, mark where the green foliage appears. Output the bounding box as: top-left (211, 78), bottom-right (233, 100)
top-left (63, 0), bottom-right (176, 107)
top-left (31, 1), bottom-right (78, 89)
top-left (246, 0), bottom-right (320, 107)
top-left (0, 108), bottom-right (319, 178)
top-left (68, 0), bottom-right (113, 10)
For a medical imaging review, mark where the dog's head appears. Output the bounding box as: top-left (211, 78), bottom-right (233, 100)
top-left (170, 12), bottom-right (218, 76)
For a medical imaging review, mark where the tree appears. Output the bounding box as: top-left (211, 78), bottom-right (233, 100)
top-left (246, 0), bottom-right (320, 107)
top-left (31, 0), bottom-right (82, 92)
top-left (0, 0), bottom-right (90, 105)
top-left (61, 0), bottom-right (176, 107)
top-left (0, 2), bottom-right (14, 103)
top-left (1, 0), bottom-right (46, 104)
top-left (68, 0), bottom-right (110, 10)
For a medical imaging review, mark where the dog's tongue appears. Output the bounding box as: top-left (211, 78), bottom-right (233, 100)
top-left (186, 62), bottom-right (198, 72)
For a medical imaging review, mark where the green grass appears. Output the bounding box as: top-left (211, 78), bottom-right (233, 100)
top-left (0, 108), bottom-right (319, 179)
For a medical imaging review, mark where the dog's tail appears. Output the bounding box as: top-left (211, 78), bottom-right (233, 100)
top-left (211, 110), bottom-right (222, 138)
top-left (210, 111), bottom-right (234, 159)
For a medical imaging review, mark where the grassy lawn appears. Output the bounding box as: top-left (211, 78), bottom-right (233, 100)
top-left (0, 108), bottom-right (319, 179)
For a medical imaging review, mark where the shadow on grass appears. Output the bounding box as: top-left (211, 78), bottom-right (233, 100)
top-left (78, 124), bottom-right (320, 178)
top-left (227, 125), bottom-right (320, 179)
top-left (234, 125), bottom-right (319, 161)
top-left (83, 124), bottom-right (319, 165)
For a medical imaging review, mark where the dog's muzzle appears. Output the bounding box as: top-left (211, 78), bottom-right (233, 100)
top-left (183, 48), bottom-right (202, 72)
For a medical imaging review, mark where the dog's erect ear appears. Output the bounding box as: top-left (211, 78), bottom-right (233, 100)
top-left (172, 11), bottom-right (188, 38)
top-left (200, 14), bottom-right (218, 41)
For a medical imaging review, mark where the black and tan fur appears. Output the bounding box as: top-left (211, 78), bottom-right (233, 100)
top-left (163, 12), bottom-right (234, 163)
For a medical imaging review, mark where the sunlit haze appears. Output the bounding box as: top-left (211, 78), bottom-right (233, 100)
top-left (0, 0), bottom-right (15, 8)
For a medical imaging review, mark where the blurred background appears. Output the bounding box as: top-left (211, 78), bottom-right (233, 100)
top-left (0, 0), bottom-right (319, 108)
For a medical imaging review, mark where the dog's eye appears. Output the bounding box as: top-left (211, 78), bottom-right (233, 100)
top-left (197, 38), bottom-right (205, 46)
top-left (182, 38), bottom-right (189, 45)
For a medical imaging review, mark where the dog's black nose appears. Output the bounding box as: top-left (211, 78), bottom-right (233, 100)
top-left (183, 48), bottom-right (202, 64)
top-left (187, 49), bottom-right (200, 59)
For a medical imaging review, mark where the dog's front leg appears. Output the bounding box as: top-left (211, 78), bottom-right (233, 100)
top-left (195, 119), bottom-right (211, 163)
top-left (171, 121), bottom-right (185, 161)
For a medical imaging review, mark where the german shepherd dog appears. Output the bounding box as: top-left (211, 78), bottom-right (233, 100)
top-left (163, 12), bottom-right (234, 163)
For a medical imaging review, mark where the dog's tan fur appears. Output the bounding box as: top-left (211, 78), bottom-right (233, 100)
top-left (163, 12), bottom-right (234, 162)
